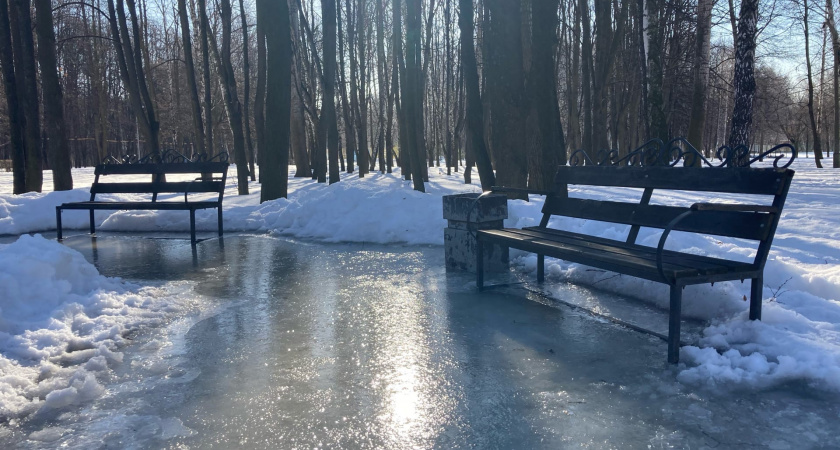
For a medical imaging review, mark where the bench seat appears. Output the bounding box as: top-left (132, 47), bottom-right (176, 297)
top-left (481, 227), bottom-right (757, 284)
top-left (58, 200), bottom-right (221, 211)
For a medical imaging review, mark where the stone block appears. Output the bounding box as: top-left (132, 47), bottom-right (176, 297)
top-left (443, 193), bottom-right (509, 272)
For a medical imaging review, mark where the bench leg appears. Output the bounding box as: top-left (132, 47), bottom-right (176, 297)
top-left (56, 207), bottom-right (63, 240)
top-left (89, 210), bottom-right (95, 235)
top-left (190, 209), bottom-right (197, 245)
top-left (476, 239), bottom-right (484, 291)
top-left (750, 276), bottom-right (763, 320)
top-left (217, 207), bottom-right (224, 237)
top-left (668, 285), bottom-right (683, 364)
top-left (537, 254), bottom-right (545, 283)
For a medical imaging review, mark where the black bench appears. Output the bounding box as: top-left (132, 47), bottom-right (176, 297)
top-left (476, 152), bottom-right (795, 363)
top-left (56, 161), bottom-right (228, 244)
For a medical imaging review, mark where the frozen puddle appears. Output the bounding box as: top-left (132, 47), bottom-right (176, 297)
top-left (1, 234), bottom-right (838, 449)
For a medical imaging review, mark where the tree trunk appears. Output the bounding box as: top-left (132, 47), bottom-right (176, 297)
top-left (646, 0), bottom-right (667, 143)
top-left (0, 0), bottom-right (26, 193)
top-left (321, 0), bottom-right (340, 183)
top-left (178, 0), bottom-right (205, 156)
top-left (579, 0), bottom-right (593, 152)
top-left (727, 0), bottom-right (758, 163)
top-left (240, 0), bottom-right (257, 180)
top-left (338, 0), bottom-right (357, 175)
top-left (827, 0), bottom-right (840, 168)
top-left (209, 0), bottom-right (250, 193)
top-left (404, 0), bottom-right (425, 191)
top-left (485, 0), bottom-right (526, 195)
top-left (375, 0), bottom-right (387, 173)
top-left (289, 0), bottom-right (311, 177)
top-left (685, 0), bottom-right (713, 166)
top-left (458, 0), bottom-right (494, 190)
top-left (803, 0), bottom-right (822, 167)
top-left (356, 0), bottom-right (369, 176)
top-left (34, 0), bottom-right (72, 190)
top-left (255, 0), bottom-right (267, 180)
top-left (107, 0), bottom-right (160, 159)
top-left (525, 0), bottom-right (565, 191)
top-left (258, 0), bottom-right (292, 201)
top-left (10, 0), bottom-right (42, 192)
top-left (197, 0), bottom-right (214, 155)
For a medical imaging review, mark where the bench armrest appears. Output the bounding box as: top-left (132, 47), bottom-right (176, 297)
top-left (690, 203), bottom-right (778, 213)
top-left (655, 210), bottom-right (696, 285)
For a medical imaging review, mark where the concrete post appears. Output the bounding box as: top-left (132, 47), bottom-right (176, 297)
top-left (443, 193), bottom-right (509, 272)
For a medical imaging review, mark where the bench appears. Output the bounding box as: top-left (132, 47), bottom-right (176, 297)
top-left (476, 147), bottom-right (795, 363)
top-left (56, 161), bottom-right (228, 244)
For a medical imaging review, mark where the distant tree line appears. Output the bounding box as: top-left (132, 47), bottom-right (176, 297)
top-left (0, 0), bottom-right (837, 197)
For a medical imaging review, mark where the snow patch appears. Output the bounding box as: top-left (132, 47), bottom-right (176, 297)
top-left (0, 235), bottom-right (197, 418)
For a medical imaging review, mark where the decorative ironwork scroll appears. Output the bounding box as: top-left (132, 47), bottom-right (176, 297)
top-left (102, 149), bottom-right (230, 165)
top-left (568, 137), bottom-right (797, 169)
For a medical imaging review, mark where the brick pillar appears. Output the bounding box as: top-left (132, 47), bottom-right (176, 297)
top-left (443, 193), bottom-right (509, 272)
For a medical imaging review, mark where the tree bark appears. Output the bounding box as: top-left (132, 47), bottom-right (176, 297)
top-left (10, 0), bottom-right (42, 192)
top-left (0, 0), bottom-right (26, 193)
top-left (178, 0), bottom-right (205, 156)
top-left (826, 0), bottom-right (840, 168)
top-left (803, 0), bottom-right (822, 167)
top-left (34, 0), bottom-right (73, 190)
top-left (485, 0), bottom-right (526, 195)
top-left (255, 0), bottom-right (267, 179)
top-left (525, 0), bottom-right (565, 190)
top-left (458, 0), bottom-right (494, 190)
top-left (727, 0), bottom-right (758, 163)
top-left (197, 0), bottom-right (214, 155)
top-left (685, 0), bottom-right (713, 166)
top-left (259, 0), bottom-right (292, 201)
top-left (289, 0), bottom-right (311, 177)
top-left (404, 0), bottom-right (425, 191)
top-left (209, 0), bottom-right (250, 193)
top-left (240, 0), bottom-right (257, 180)
top-left (356, 0), bottom-right (369, 176)
top-left (321, 0), bottom-right (340, 183)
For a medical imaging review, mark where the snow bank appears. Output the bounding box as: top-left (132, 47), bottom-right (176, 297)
top-left (1, 162), bottom-right (839, 393)
top-left (0, 235), bottom-right (195, 418)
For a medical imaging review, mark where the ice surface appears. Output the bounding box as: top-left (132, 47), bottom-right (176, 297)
top-left (1, 236), bottom-right (836, 449)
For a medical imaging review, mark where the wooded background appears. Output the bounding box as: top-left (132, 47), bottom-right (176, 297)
top-left (1, 0), bottom-right (838, 199)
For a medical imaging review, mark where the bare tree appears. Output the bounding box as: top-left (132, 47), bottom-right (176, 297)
top-left (259, 0), bottom-right (292, 201)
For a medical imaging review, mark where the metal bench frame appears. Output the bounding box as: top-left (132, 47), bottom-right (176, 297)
top-left (56, 162), bottom-right (228, 244)
top-left (476, 141), bottom-right (796, 363)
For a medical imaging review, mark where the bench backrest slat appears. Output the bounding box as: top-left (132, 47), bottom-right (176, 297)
top-left (91, 181), bottom-right (225, 195)
top-left (540, 166), bottom-right (794, 244)
top-left (95, 162), bottom-right (228, 176)
top-left (554, 166), bottom-right (790, 196)
top-left (549, 198), bottom-right (772, 241)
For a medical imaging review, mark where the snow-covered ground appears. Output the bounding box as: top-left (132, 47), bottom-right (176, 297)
top-left (0, 160), bottom-right (838, 418)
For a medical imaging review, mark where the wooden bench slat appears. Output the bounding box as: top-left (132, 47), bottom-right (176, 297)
top-left (518, 227), bottom-right (745, 273)
top-left (481, 228), bottom-right (752, 281)
top-left (554, 166), bottom-right (793, 195)
top-left (90, 181), bottom-right (225, 194)
top-left (96, 162), bottom-right (229, 175)
top-left (59, 201), bottom-right (220, 210)
top-left (541, 198), bottom-right (772, 241)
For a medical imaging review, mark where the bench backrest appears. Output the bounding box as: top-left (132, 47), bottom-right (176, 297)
top-left (542, 166), bottom-right (794, 267)
top-left (90, 162), bottom-right (229, 202)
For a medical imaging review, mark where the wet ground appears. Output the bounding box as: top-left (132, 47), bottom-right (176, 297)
top-left (2, 234), bottom-right (839, 449)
